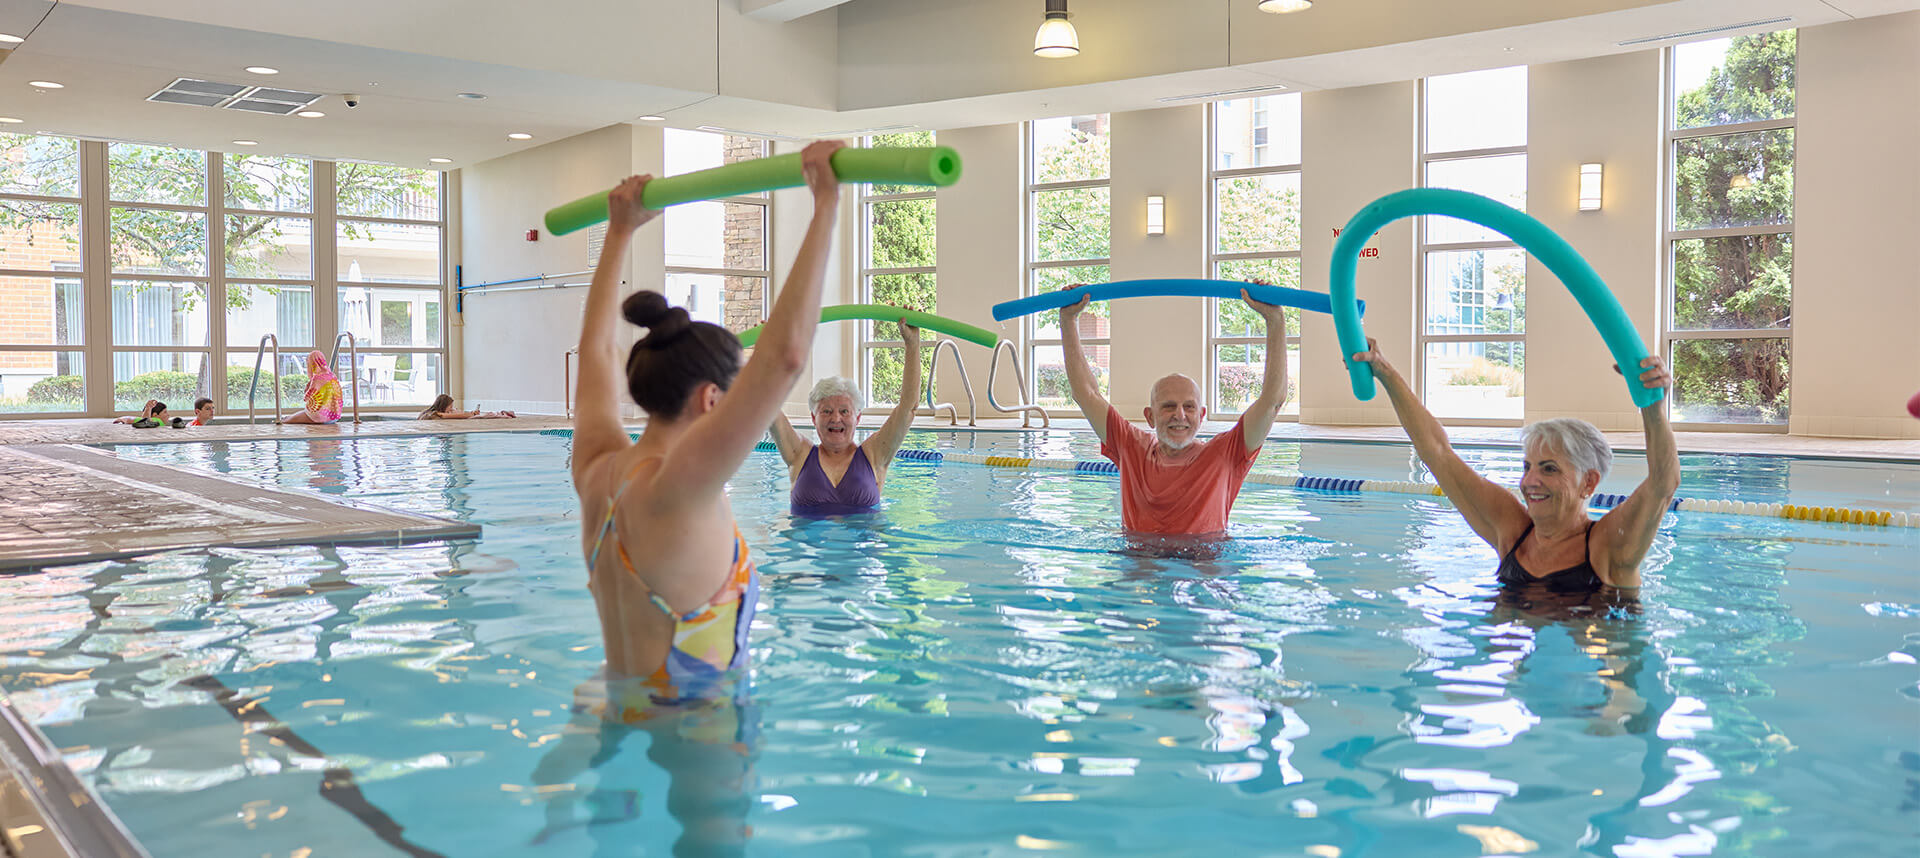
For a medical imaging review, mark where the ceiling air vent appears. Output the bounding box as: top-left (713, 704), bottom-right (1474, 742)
top-left (146, 78), bottom-right (323, 114)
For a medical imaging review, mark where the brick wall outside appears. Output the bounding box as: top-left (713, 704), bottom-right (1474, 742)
top-left (0, 215), bottom-right (81, 374)
top-left (721, 136), bottom-right (768, 333)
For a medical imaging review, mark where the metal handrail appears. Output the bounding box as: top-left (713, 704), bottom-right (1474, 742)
top-left (918, 338), bottom-right (975, 427)
top-left (986, 340), bottom-right (1050, 428)
top-left (245, 333), bottom-right (282, 425)
top-left (328, 332), bottom-right (362, 424)
top-left (563, 347), bottom-right (580, 419)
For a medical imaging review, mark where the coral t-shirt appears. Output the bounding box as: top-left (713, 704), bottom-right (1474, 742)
top-left (1099, 406), bottom-right (1262, 535)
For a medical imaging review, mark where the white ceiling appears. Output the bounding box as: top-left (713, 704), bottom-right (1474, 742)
top-left (0, 0), bottom-right (1914, 170)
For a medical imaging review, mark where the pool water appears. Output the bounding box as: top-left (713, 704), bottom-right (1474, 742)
top-left (2, 431), bottom-right (1916, 857)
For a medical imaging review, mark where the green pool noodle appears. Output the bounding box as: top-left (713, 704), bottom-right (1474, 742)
top-left (1330, 188), bottom-right (1664, 409)
top-left (737, 305), bottom-right (999, 349)
top-left (545, 146), bottom-right (963, 236)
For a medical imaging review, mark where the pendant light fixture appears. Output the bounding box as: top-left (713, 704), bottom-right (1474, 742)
top-left (1034, 0), bottom-right (1079, 59)
top-left (1257, 0), bottom-right (1314, 13)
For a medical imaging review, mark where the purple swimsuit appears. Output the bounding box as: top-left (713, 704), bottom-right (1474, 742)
top-left (791, 446), bottom-right (881, 516)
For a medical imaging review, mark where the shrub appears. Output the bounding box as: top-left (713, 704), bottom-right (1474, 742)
top-left (1216, 364), bottom-right (1260, 409)
top-left (225, 366), bottom-right (308, 407)
top-left (113, 370), bottom-right (202, 406)
top-left (1034, 365), bottom-right (1108, 403)
top-left (26, 374), bottom-right (84, 404)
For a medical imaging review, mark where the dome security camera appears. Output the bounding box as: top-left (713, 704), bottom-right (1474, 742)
top-left (343, 93), bottom-right (361, 108)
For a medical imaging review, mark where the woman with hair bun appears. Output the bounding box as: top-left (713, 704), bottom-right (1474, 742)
top-left (567, 140), bottom-right (844, 710)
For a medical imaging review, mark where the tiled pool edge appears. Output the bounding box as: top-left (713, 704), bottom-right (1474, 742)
top-left (0, 695), bottom-right (149, 858)
top-left (0, 445), bottom-right (481, 572)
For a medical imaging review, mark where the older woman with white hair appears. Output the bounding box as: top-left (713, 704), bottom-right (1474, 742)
top-left (1353, 338), bottom-right (1679, 592)
top-left (768, 322), bottom-right (922, 515)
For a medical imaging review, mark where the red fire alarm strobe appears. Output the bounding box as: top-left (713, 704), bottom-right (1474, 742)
top-left (526, 229), bottom-right (539, 241)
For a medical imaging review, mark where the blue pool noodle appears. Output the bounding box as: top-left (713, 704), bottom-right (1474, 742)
top-left (990, 279), bottom-right (1364, 322)
top-left (1329, 188), bottom-right (1663, 408)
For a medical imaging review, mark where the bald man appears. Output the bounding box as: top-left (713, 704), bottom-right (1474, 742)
top-left (1059, 289), bottom-right (1289, 535)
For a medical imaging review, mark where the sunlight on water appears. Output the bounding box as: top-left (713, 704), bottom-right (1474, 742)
top-left (0, 431), bottom-right (1912, 857)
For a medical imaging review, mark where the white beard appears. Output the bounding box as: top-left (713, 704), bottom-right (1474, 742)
top-left (1156, 430), bottom-right (1196, 451)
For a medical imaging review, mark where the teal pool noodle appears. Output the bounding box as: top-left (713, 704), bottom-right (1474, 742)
top-left (737, 304), bottom-right (999, 349)
top-left (1329, 188), bottom-right (1661, 408)
top-left (991, 279), bottom-right (1362, 322)
top-left (545, 146), bottom-right (963, 236)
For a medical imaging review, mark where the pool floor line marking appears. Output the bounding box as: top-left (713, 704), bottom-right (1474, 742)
top-left (181, 675), bottom-right (448, 858)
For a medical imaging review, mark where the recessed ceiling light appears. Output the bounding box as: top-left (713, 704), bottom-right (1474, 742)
top-left (0, 117), bottom-right (23, 124)
top-left (233, 140), bottom-right (258, 146)
top-left (508, 132), bottom-right (533, 140)
top-left (457, 92), bottom-right (486, 100)
top-left (428, 157), bottom-right (453, 164)
top-left (638, 115), bottom-right (666, 121)
top-left (27, 81), bottom-right (64, 89)
top-left (297, 110), bottom-right (325, 118)
top-left (0, 33), bottom-right (24, 44)
top-left (245, 66), bottom-right (280, 75)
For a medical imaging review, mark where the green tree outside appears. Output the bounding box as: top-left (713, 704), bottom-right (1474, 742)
top-left (1669, 31), bottom-right (1796, 423)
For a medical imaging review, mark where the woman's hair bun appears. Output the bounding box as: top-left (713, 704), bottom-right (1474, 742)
top-left (623, 291), bottom-right (691, 348)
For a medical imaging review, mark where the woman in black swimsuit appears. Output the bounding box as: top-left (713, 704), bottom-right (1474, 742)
top-left (1351, 338), bottom-right (1678, 593)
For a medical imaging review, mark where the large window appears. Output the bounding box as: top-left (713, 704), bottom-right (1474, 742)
top-left (0, 134), bottom-right (84, 413)
top-left (860, 130), bottom-right (937, 408)
top-left (1666, 31), bottom-right (1795, 426)
top-left (1027, 115), bottom-right (1111, 409)
top-left (1419, 66), bottom-right (1528, 421)
top-left (0, 135), bottom-right (447, 417)
top-left (1210, 94), bottom-right (1301, 416)
top-left (336, 162), bottom-right (444, 407)
top-left (664, 130), bottom-right (769, 335)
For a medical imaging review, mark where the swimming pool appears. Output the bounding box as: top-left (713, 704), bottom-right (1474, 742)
top-left (2, 430), bottom-right (1916, 857)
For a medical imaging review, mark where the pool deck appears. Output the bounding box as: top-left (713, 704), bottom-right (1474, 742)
top-left (0, 443), bottom-right (479, 572)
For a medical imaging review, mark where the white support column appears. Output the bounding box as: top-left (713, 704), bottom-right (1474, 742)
top-left (80, 140), bottom-right (112, 415)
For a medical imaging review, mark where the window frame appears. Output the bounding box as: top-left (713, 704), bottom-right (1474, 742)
top-left (0, 135), bottom-right (454, 417)
top-left (661, 132), bottom-right (773, 338)
top-left (1416, 69), bottom-right (1529, 426)
top-left (1207, 96), bottom-right (1303, 419)
top-left (0, 137), bottom-right (87, 416)
top-left (1661, 42), bottom-right (1795, 432)
top-left (1024, 116), bottom-right (1112, 414)
top-left (858, 132), bottom-right (937, 411)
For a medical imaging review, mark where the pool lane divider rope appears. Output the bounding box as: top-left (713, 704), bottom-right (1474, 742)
top-left (536, 431), bottom-right (1913, 528)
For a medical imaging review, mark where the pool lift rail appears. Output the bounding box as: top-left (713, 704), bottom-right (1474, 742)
top-left (563, 346), bottom-right (580, 419)
top-left (918, 338), bottom-right (976, 426)
top-left (986, 339), bottom-right (1050, 428)
top-left (244, 333), bottom-right (283, 425)
top-left (328, 332), bottom-right (363, 425)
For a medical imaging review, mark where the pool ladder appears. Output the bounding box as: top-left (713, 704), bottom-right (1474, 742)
top-left (244, 333), bottom-right (283, 424)
top-left (327, 332), bottom-right (363, 424)
top-left (911, 338), bottom-right (1050, 428)
top-left (918, 339), bottom-right (974, 426)
top-left (986, 340), bottom-right (1049, 428)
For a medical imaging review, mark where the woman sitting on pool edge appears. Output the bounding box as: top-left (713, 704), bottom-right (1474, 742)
top-left (569, 141), bottom-right (842, 711)
top-left (767, 321), bottom-right (922, 516)
top-left (1353, 338), bottom-right (1679, 593)
top-left (419, 394), bottom-right (517, 420)
top-left (281, 350), bottom-right (345, 425)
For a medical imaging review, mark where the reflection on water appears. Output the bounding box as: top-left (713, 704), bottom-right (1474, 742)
top-left (0, 433), bottom-right (1909, 857)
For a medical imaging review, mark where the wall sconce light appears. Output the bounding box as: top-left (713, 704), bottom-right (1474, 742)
top-left (1146, 195), bottom-right (1165, 235)
top-left (1257, 0), bottom-right (1314, 13)
top-left (1034, 0), bottom-right (1079, 59)
top-left (1579, 163), bottom-right (1603, 211)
